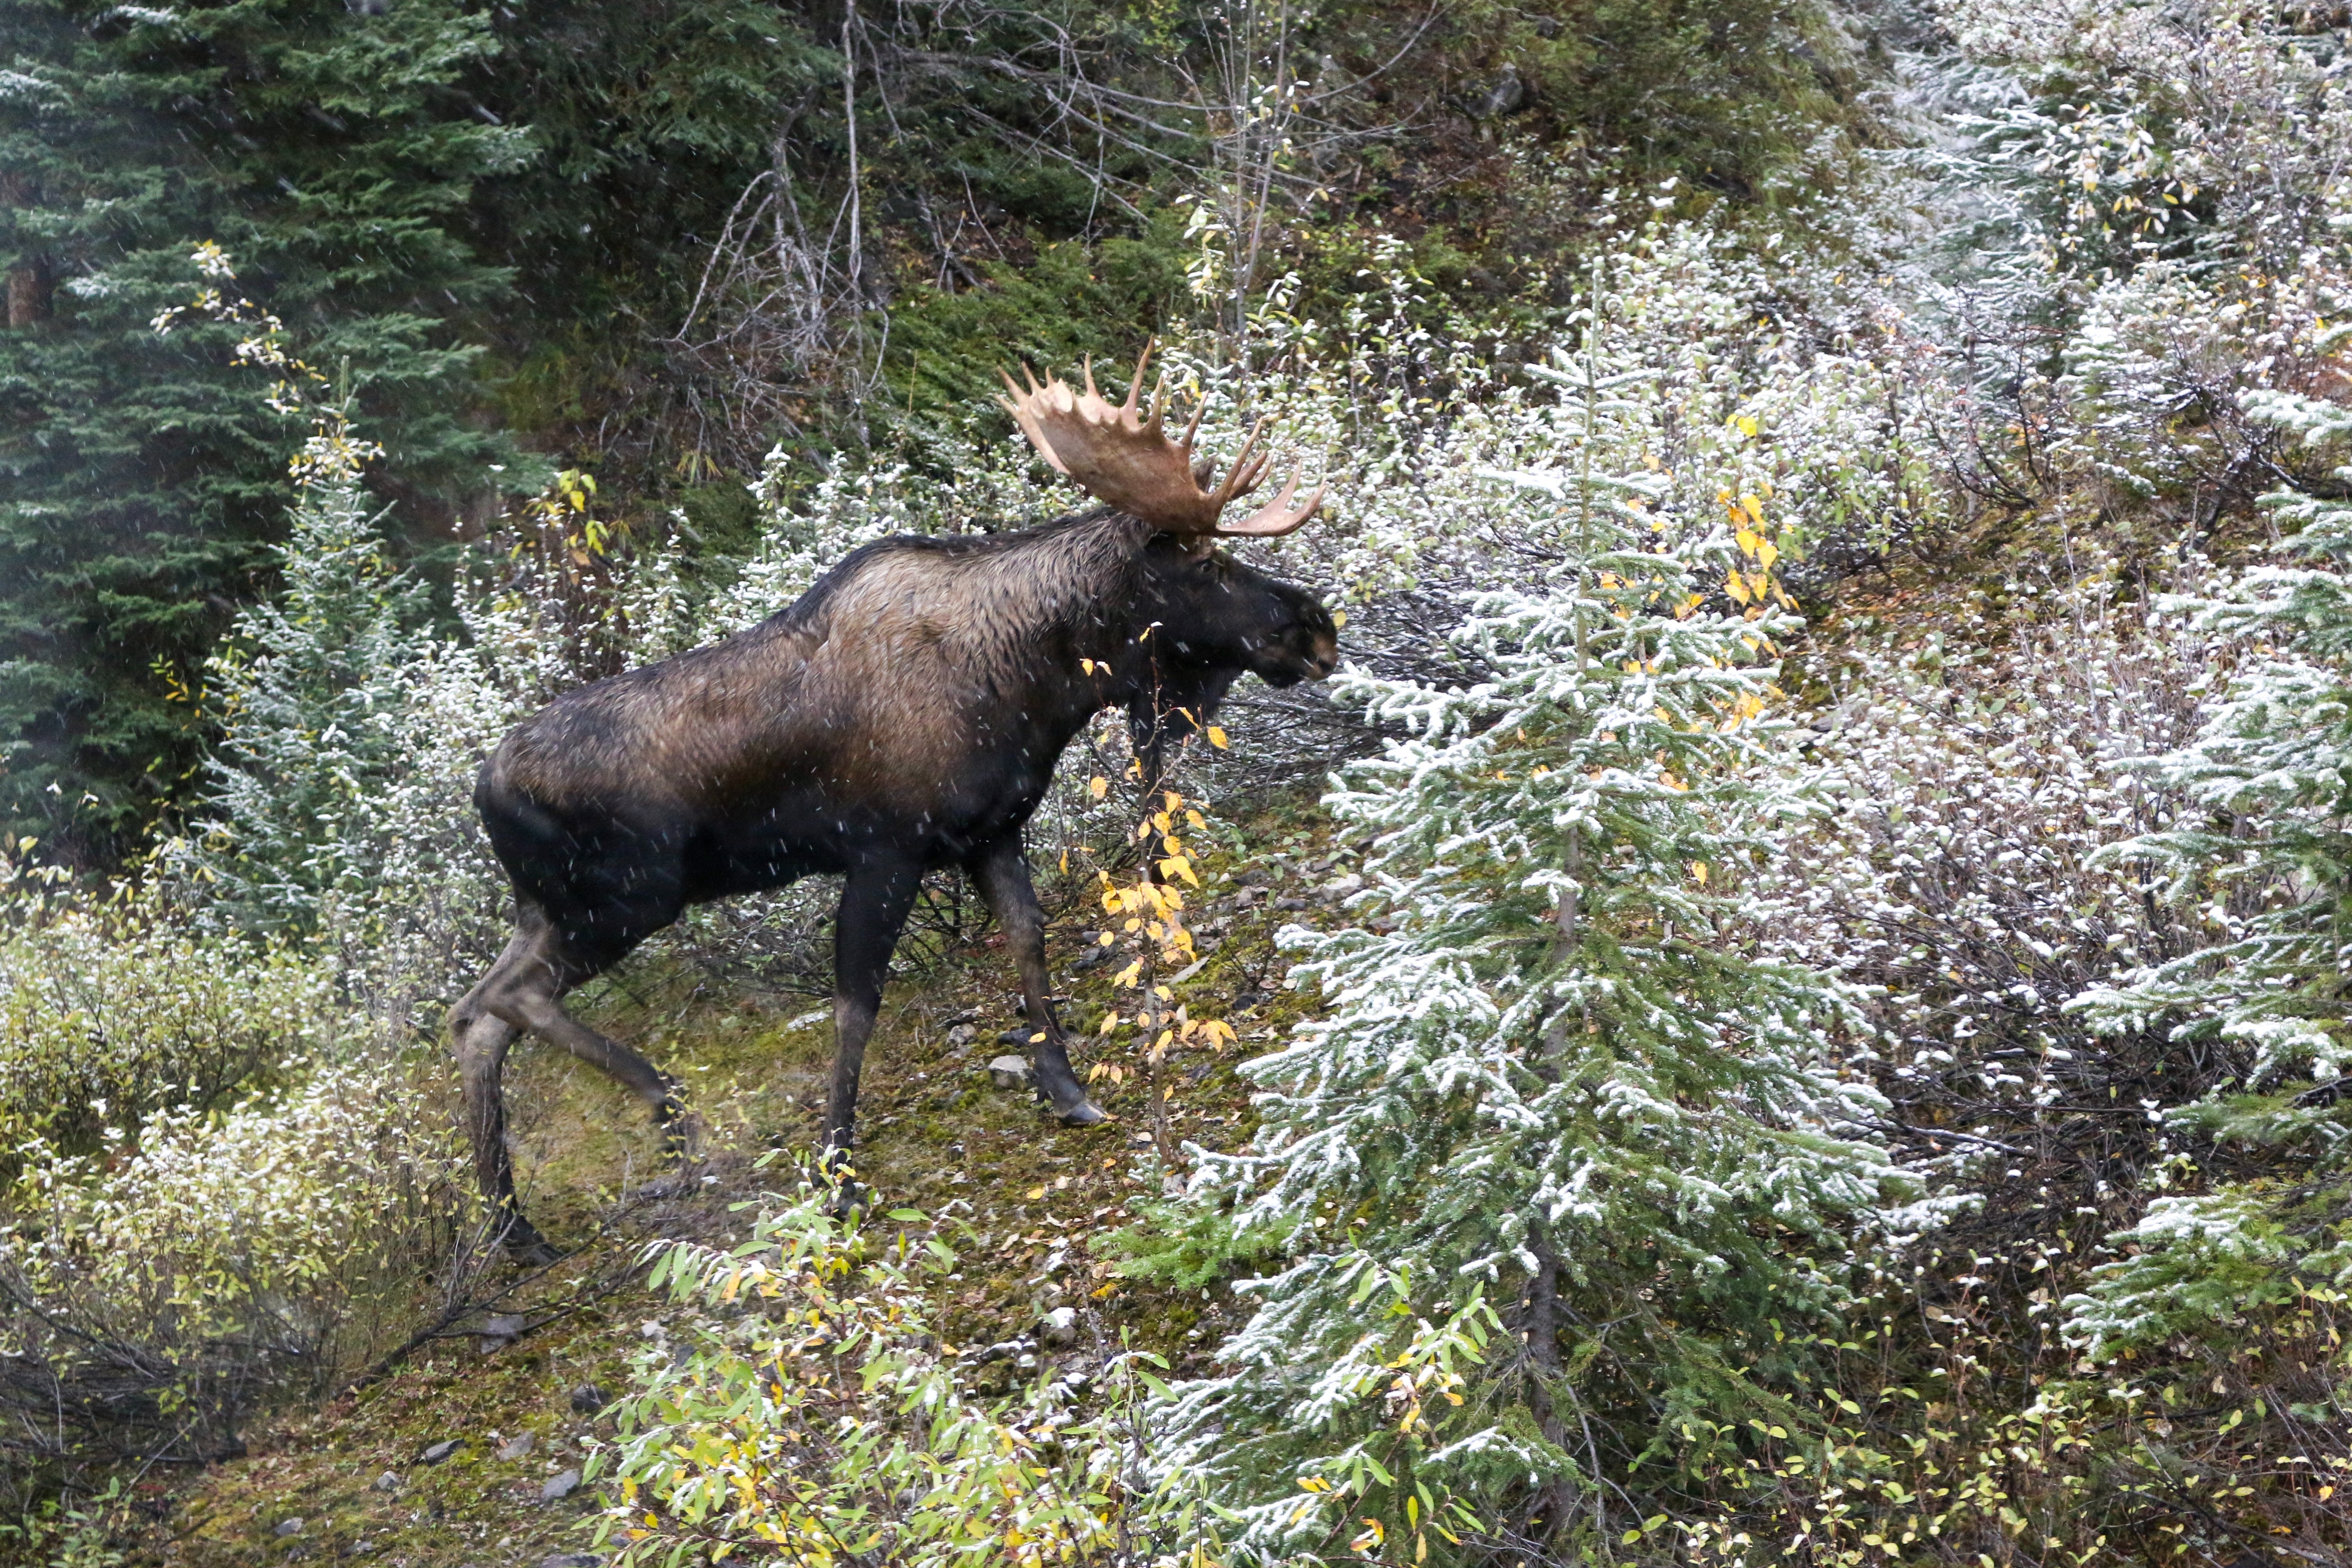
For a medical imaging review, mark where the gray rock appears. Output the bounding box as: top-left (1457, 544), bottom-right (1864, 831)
top-left (418, 1439), bottom-right (461, 1465)
top-left (994, 1027), bottom-right (1035, 1048)
top-left (1468, 63), bottom-right (1525, 119)
top-left (496, 1431), bottom-right (534, 1461)
top-left (945, 1023), bottom-right (977, 1048)
top-left (540, 1556), bottom-right (601, 1568)
top-left (568, 1383), bottom-right (606, 1415)
top-left (540, 1468), bottom-right (582, 1503)
top-left (1038, 1306), bottom-right (1080, 1348)
top-left (987, 1054), bottom-right (1035, 1090)
top-left (1272, 896), bottom-right (1308, 912)
top-left (369, 1471), bottom-right (400, 1493)
top-left (273, 1519), bottom-right (304, 1538)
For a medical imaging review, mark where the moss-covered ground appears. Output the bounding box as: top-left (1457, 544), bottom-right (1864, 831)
top-left (138, 812), bottom-right (1359, 1568)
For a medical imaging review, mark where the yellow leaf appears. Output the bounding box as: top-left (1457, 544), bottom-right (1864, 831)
top-left (1115, 961), bottom-right (1142, 986)
top-left (1206, 725), bottom-right (1229, 750)
top-left (1332, 609), bottom-right (1348, 628)
top-left (1164, 834), bottom-right (1183, 855)
top-left (1733, 414), bottom-right (1758, 438)
top-left (1725, 574), bottom-right (1751, 604)
top-left (1185, 809), bottom-right (1206, 829)
top-left (1099, 1013), bottom-right (1119, 1035)
top-left (1080, 657), bottom-right (1096, 675)
top-left (1756, 539), bottom-right (1779, 571)
top-left (1164, 791), bottom-right (1182, 813)
top-left (1090, 775), bottom-right (1109, 800)
top-left (1026, 1187), bottom-right (1045, 1200)
top-left (1740, 493), bottom-right (1764, 525)
top-left (1692, 861), bottom-right (1709, 885)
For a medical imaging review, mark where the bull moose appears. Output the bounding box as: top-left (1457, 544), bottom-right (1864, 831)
top-left (453, 347), bottom-right (1337, 1256)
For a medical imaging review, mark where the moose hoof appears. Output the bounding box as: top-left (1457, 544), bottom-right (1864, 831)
top-left (1056, 1097), bottom-right (1109, 1127)
top-left (657, 1110), bottom-right (705, 1163)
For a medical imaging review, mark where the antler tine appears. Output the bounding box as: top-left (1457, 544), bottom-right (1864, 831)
top-left (1210, 416), bottom-right (1271, 505)
top-left (1122, 338), bottom-right (1155, 417)
top-left (1082, 355), bottom-right (1100, 402)
top-left (1216, 461), bottom-right (1325, 538)
top-left (1145, 372), bottom-right (1168, 434)
top-left (1176, 395), bottom-right (1207, 459)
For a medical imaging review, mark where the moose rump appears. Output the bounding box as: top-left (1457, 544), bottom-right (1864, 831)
top-left (453, 346), bottom-right (1336, 1258)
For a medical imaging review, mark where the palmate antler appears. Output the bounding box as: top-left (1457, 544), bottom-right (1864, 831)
top-left (997, 340), bottom-right (1324, 539)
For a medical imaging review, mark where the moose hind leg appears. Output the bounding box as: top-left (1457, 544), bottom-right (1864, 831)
top-left (454, 935), bottom-right (557, 1261)
top-left (477, 920), bottom-right (684, 1142)
top-left (974, 840), bottom-right (1106, 1126)
top-left (822, 857), bottom-right (925, 1175)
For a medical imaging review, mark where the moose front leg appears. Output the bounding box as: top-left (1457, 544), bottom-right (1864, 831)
top-left (822, 856), bottom-right (926, 1178)
top-left (973, 839), bottom-right (1107, 1126)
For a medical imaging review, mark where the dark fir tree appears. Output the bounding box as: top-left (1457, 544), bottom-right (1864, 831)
top-left (0, 0), bottom-right (520, 862)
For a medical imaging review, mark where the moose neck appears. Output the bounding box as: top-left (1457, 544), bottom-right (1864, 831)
top-left (980, 508), bottom-right (1205, 748)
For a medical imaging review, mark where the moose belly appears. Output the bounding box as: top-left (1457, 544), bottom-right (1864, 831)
top-left (677, 775), bottom-right (1050, 903)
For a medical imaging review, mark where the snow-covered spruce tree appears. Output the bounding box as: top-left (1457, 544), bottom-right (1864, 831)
top-left (2064, 373), bottom-right (2352, 1363)
top-left (1154, 294), bottom-right (1906, 1565)
top-left (172, 398), bottom-right (537, 1009)
top-left (178, 407), bottom-right (440, 936)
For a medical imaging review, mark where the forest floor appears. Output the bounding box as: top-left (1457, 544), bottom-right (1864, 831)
top-left (136, 807), bottom-right (1358, 1568)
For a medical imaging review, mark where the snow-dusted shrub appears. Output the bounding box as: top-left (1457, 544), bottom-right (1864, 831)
top-left (0, 879), bottom-right (334, 1171)
top-left (594, 1176), bottom-right (1218, 1568)
top-left (1755, 580), bottom-right (2219, 1178)
top-left (0, 1050), bottom-right (461, 1470)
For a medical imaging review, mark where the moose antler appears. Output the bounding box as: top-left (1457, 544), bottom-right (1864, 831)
top-left (998, 340), bottom-right (1324, 538)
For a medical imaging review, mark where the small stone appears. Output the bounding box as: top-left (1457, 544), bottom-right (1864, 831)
top-left (567, 1383), bottom-right (607, 1415)
top-left (1038, 1306), bottom-right (1079, 1348)
top-left (540, 1468), bottom-right (582, 1503)
top-left (418, 1439), bottom-right (461, 1465)
top-left (1272, 896), bottom-right (1308, 912)
top-left (986, 1054), bottom-right (1035, 1090)
top-left (370, 1471), bottom-right (400, 1493)
top-left (539, 1555), bottom-right (601, 1568)
top-left (994, 1027), bottom-right (1034, 1048)
top-left (946, 1023), bottom-right (977, 1048)
top-left (496, 1431), bottom-right (535, 1461)
top-left (273, 1519), bottom-right (304, 1538)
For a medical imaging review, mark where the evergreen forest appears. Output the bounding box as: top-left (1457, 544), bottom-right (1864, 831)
top-left (3, 0), bottom-right (2352, 1562)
